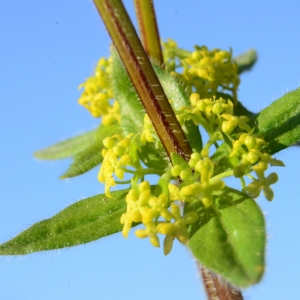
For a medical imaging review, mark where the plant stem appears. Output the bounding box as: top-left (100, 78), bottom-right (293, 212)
top-left (199, 263), bottom-right (244, 300)
top-left (133, 0), bottom-right (163, 65)
top-left (93, 0), bottom-right (192, 161)
top-left (211, 170), bottom-right (234, 182)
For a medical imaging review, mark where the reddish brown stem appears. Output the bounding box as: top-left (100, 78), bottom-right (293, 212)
top-left (93, 0), bottom-right (192, 161)
top-left (200, 263), bottom-right (244, 300)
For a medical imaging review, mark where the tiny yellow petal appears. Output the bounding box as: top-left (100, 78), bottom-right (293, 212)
top-left (163, 235), bottom-right (174, 256)
top-left (150, 235), bottom-right (160, 248)
top-left (135, 229), bottom-right (148, 239)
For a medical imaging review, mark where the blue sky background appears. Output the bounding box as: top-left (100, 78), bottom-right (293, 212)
top-left (1, 1), bottom-right (300, 299)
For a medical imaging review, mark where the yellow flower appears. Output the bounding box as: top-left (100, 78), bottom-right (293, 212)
top-left (140, 114), bottom-right (156, 144)
top-left (183, 46), bottom-right (240, 101)
top-left (221, 114), bottom-right (251, 133)
top-left (78, 56), bottom-right (121, 124)
top-left (98, 134), bottom-right (133, 197)
top-left (120, 181), bottom-right (153, 238)
top-left (157, 204), bottom-right (198, 255)
top-left (135, 221), bottom-right (161, 248)
top-left (142, 194), bottom-right (172, 223)
top-left (246, 172), bottom-right (279, 201)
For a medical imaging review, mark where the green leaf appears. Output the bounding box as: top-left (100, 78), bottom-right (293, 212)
top-left (188, 187), bottom-right (265, 288)
top-left (111, 48), bottom-right (145, 135)
top-left (255, 87), bottom-right (300, 154)
top-left (210, 142), bottom-right (230, 160)
top-left (233, 49), bottom-right (257, 74)
top-left (34, 129), bottom-right (97, 160)
top-left (138, 143), bottom-right (169, 170)
top-left (0, 188), bottom-right (131, 255)
top-left (60, 123), bottom-right (121, 179)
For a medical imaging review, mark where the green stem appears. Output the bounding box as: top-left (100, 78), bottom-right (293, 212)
top-left (164, 45), bottom-right (192, 60)
top-left (142, 168), bottom-right (165, 176)
top-left (196, 116), bottom-right (214, 136)
top-left (211, 170), bottom-right (234, 182)
top-left (124, 167), bottom-right (163, 176)
top-left (246, 173), bottom-right (256, 181)
top-left (93, 0), bottom-right (192, 161)
top-left (115, 180), bottom-right (131, 184)
top-left (133, 0), bottom-right (163, 65)
top-left (240, 176), bottom-right (246, 190)
top-left (123, 168), bottom-right (137, 175)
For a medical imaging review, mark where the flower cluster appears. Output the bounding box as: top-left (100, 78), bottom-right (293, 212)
top-left (78, 57), bottom-right (120, 125)
top-left (175, 93), bottom-right (284, 199)
top-left (169, 155), bottom-right (225, 207)
top-left (120, 180), bottom-right (198, 255)
top-left (98, 134), bottom-right (133, 197)
top-left (79, 40), bottom-right (284, 255)
top-left (98, 91), bottom-right (284, 253)
top-left (162, 39), bottom-right (240, 102)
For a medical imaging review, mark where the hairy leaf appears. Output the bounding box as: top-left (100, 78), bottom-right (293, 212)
top-left (0, 189), bottom-right (130, 255)
top-left (34, 129), bottom-right (97, 160)
top-left (188, 187), bottom-right (265, 288)
top-left (111, 48), bottom-right (145, 136)
top-left (255, 87), bottom-right (300, 153)
top-left (60, 123), bottom-right (120, 179)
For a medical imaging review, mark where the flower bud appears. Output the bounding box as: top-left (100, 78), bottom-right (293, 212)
top-left (233, 165), bottom-right (246, 178)
top-left (202, 194), bottom-right (213, 207)
top-left (180, 168), bottom-right (193, 180)
top-left (171, 164), bottom-right (183, 177)
top-left (103, 137), bottom-right (115, 149)
top-left (113, 144), bottom-right (125, 156)
top-left (139, 181), bottom-right (150, 192)
top-left (245, 135), bottom-right (256, 149)
top-left (190, 93), bottom-right (200, 105)
top-left (212, 102), bottom-right (224, 114)
top-left (245, 152), bottom-right (259, 164)
top-left (196, 100), bottom-right (206, 112)
top-left (183, 212), bottom-right (198, 224)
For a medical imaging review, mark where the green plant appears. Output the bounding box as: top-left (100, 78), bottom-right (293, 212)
top-left (2, 1), bottom-right (300, 299)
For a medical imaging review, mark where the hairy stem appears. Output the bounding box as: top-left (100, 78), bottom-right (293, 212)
top-left (199, 263), bottom-right (244, 300)
top-left (93, 0), bottom-right (192, 161)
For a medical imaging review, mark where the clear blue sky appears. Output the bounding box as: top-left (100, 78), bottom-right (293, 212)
top-left (1, 1), bottom-right (300, 299)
